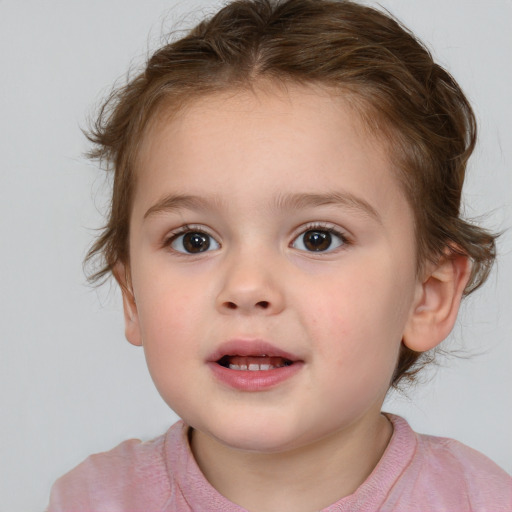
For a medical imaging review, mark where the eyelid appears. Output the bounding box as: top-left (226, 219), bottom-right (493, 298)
top-left (290, 222), bottom-right (351, 252)
top-left (163, 224), bottom-right (221, 253)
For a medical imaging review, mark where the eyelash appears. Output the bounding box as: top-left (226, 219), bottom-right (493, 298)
top-left (163, 224), bottom-right (220, 255)
top-left (163, 222), bottom-right (351, 255)
top-left (290, 223), bottom-right (351, 253)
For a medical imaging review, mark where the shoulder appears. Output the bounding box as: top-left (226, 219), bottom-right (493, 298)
top-left (417, 430), bottom-right (511, 485)
top-left (47, 421), bottom-right (187, 512)
top-left (387, 415), bottom-right (512, 512)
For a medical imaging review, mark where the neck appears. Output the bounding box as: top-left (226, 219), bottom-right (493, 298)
top-left (190, 412), bottom-right (392, 512)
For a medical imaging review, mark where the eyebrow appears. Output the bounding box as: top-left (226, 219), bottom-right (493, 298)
top-left (144, 194), bottom-right (220, 219)
top-left (144, 191), bottom-right (381, 223)
top-left (272, 192), bottom-right (381, 223)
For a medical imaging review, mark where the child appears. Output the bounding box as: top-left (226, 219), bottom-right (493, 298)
top-left (48, 0), bottom-right (511, 510)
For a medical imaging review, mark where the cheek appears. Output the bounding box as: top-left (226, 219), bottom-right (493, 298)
top-left (136, 294), bottom-right (201, 405)
top-left (301, 260), bottom-right (412, 364)
top-left (134, 258), bottom-right (207, 323)
top-left (133, 280), bottom-right (202, 367)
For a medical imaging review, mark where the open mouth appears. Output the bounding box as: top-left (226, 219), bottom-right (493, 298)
top-left (209, 341), bottom-right (303, 390)
top-left (216, 355), bottom-right (294, 371)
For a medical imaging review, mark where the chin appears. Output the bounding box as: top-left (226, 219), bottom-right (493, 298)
top-left (196, 415), bottom-right (317, 454)
top-left (216, 432), bottom-right (300, 454)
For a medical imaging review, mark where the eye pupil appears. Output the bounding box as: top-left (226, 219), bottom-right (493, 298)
top-left (183, 232), bottom-right (210, 253)
top-left (304, 230), bottom-right (331, 251)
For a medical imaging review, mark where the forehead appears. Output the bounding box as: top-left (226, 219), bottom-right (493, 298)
top-left (139, 82), bottom-right (380, 161)
top-left (134, 83), bottom-right (407, 222)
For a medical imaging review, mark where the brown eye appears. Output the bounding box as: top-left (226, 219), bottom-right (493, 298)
top-left (292, 228), bottom-right (345, 252)
top-left (170, 231), bottom-right (220, 254)
top-left (303, 230), bottom-right (332, 251)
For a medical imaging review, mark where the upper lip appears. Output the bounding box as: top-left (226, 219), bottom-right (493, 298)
top-left (208, 339), bottom-right (302, 363)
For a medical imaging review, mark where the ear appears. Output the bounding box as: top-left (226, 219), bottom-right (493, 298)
top-left (113, 262), bottom-right (143, 347)
top-left (403, 251), bottom-right (471, 352)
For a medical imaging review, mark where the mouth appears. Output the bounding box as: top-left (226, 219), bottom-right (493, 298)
top-left (216, 355), bottom-right (294, 371)
top-left (208, 339), bottom-right (303, 391)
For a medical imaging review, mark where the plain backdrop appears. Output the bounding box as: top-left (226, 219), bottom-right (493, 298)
top-left (0, 1), bottom-right (511, 510)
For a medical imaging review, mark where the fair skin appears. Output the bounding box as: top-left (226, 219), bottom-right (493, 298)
top-left (118, 83), bottom-right (469, 512)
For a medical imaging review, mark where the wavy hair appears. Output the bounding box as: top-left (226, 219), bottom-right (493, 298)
top-left (85, 0), bottom-right (496, 386)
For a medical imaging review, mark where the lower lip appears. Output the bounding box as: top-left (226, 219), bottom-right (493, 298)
top-left (208, 362), bottom-right (303, 391)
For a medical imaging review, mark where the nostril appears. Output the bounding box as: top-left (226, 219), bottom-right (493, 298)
top-left (220, 300), bottom-right (271, 311)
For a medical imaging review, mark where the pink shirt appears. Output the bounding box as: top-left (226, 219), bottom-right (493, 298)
top-left (48, 415), bottom-right (512, 511)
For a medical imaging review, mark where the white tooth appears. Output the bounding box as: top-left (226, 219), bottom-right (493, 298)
top-left (240, 364), bottom-right (248, 371)
top-left (260, 364), bottom-right (271, 371)
top-left (248, 364), bottom-right (259, 371)
top-left (229, 364), bottom-right (241, 370)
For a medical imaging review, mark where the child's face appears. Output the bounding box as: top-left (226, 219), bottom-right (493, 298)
top-left (123, 84), bottom-right (422, 453)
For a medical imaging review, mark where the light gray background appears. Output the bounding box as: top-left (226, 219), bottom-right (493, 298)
top-left (1, 1), bottom-right (511, 510)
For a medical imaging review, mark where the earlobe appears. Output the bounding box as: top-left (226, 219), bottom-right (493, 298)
top-left (113, 262), bottom-right (143, 347)
top-left (403, 252), bottom-right (471, 353)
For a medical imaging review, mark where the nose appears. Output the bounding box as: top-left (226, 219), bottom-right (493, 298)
top-left (216, 251), bottom-right (285, 316)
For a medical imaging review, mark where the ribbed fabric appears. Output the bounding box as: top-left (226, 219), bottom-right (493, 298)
top-left (48, 415), bottom-right (512, 512)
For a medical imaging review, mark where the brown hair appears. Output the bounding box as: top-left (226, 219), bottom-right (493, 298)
top-left (85, 0), bottom-right (496, 387)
